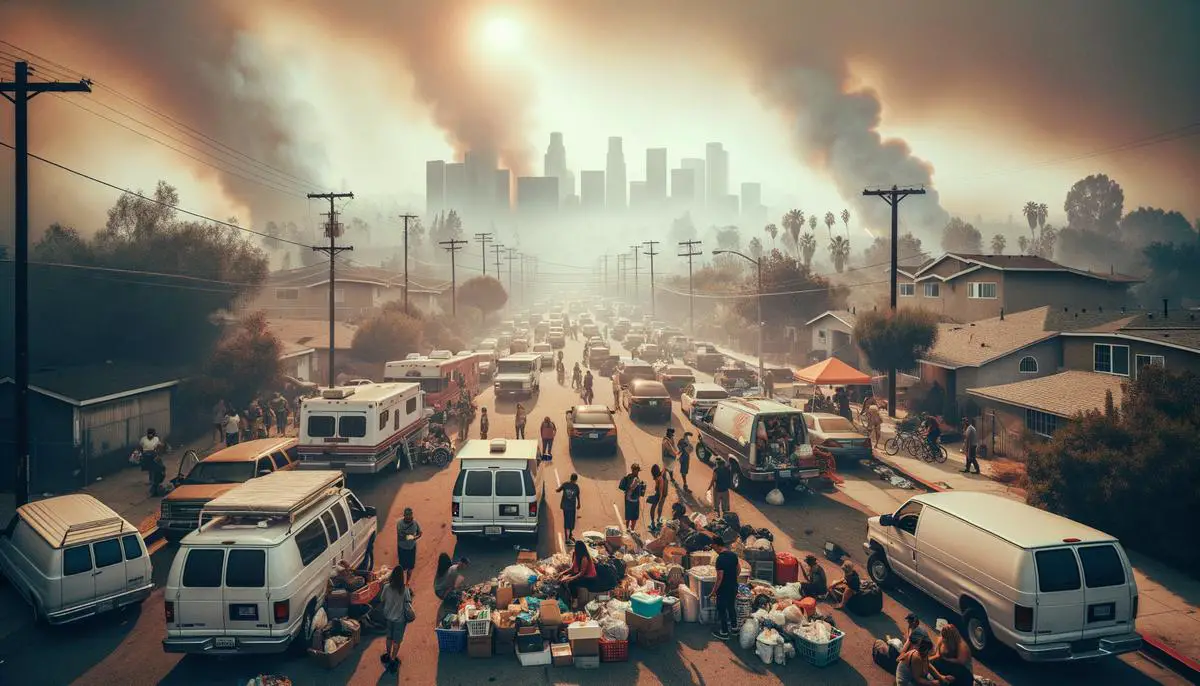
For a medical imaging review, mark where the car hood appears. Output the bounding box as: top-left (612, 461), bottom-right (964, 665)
top-left (165, 482), bottom-right (240, 503)
top-left (495, 373), bottom-right (534, 382)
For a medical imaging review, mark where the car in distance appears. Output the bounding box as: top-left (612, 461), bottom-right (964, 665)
top-left (548, 327), bottom-right (566, 348)
top-left (636, 343), bottom-right (662, 363)
top-left (625, 379), bottom-right (672, 422)
top-left (802, 412), bottom-right (871, 467)
top-left (616, 358), bottom-right (657, 388)
top-left (565, 405), bottom-right (618, 455)
top-left (532, 342), bottom-right (555, 369)
top-left (656, 365), bottom-right (696, 396)
top-left (681, 382), bottom-right (729, 418)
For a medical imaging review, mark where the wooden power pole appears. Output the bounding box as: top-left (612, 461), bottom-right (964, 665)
top-left (399, 213), bottom-right (418, 314)
top-left (308, 191), bottom-right (354, 387)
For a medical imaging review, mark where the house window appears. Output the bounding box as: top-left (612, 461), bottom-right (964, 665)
top-left (899, 283), bottom-right (915, 297)
top-left (1019, 356), bottom-right (1038, 374)
top-left (1135, 354), bottom-right (1165, 377)
top-left (1025, 409), bottom-right (1060, 437)
top-left (817, 329), bottom-right (827, 341)
top-left (968, 282), bottom-right (997, 299)
top-left (334, 287), bottom-right (345, 303)
top-left (275, 288), bottom-right (299, 301)
top-left (1094, 343), bottom-right (1130, 376)
top-left (923, 283), bottom-right (940, 298)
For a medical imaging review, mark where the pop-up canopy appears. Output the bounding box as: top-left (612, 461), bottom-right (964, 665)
top-left (794, 357), bottom-right (872, 385)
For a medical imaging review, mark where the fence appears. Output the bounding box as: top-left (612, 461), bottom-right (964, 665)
top-left (82, 406), bottom-right (173, 481)
top-left (981, 409), bottom-right (1026, 459)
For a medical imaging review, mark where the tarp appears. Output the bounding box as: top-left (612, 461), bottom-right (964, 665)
top-left (793, 357), bottom-right (872, 385)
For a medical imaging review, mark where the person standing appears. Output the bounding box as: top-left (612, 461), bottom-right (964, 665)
top-left (866, 400), bottom-right (883, 447)
top-left (514, 403), bottom-right (527, 439)
top-left (961, 418), bottom-right (980, 474)
top-left (139, 429), bottom-right (165, 495)
top-left (379, 568), bottom-right (414, 674)
top-left (539, 416), bottom-right (557, 459)
top-left (618, 464), bottom-right (645, 531)
top-left (222, 409), bottom-right (241, 447)
top-left (647, 464), bottom-right (668, 532)
top-left (709, 539), bottom-right (740, 640)
top-left (212, 399), bottom-right (227, 444)
top-left (555, 473), bottom-right (581, 543)
top-left (479, 408), bottom-right (490, 440)
top-left (676, 431), bottom-right (693, 492)
top-left (395, 508), bottom-right (422, 585)
top-left (709, 458), bottom-right (732, 516)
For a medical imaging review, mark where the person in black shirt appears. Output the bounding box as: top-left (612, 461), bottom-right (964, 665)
top-left (709, 540), bottom-right (740, 640)
top-left (709, 458), bottom-right (732, 516)
top-left (555, 473), bottom-right (582, 543)
top-left (831, 560), bottom-right (862, 609)
top-left (923, 416), bottom-right (942, 459)
top-left (676, 432), bottom-right (693, 492)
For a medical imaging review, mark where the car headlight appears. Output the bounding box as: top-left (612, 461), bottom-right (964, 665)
top-left (522, 381), bottom-right (531, 388)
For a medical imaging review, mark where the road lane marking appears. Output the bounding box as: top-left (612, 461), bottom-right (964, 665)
top-left (553, 468), bottom-right (561, 487)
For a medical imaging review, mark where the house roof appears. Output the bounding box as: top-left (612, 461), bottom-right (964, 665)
top-left (266, 264), bottom-right (450, 293)
top-left (1, 363), bottom-right (183, 406)
top-left (908, 253), bottom-right (1143, 284)
top-left (968, 370), bottom-right (1126, 418)
top-left (267, 318), bottom-right (359, 351)
top-left (279, 341), bottom-right (316, 359)
top-left (922, 306), bottom-right (1057, 368)
top-left (804, 309), bottom-right (858, 329)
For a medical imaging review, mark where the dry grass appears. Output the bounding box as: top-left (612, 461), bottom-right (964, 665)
top-left (989, 458), bottom-right (1029, 490)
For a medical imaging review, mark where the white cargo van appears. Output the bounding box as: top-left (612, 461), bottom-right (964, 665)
top-left (162, 471), bottom-right (377, 655)
top-left (864, 492), bottom-right (1141, 661)
top-left (493, 353), bottom-right (541, 398)
top-left (0, 494), bottom-right (153, 625)
top-left (451, 439), bottom-right (540, 538)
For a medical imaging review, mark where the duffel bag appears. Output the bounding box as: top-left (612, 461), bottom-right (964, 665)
top-left (847, 581), bottom-right (884, 616)
top-left (871, 638), bottom-right (900, 672)
top-left (722, 512), bottom-right (741, 532)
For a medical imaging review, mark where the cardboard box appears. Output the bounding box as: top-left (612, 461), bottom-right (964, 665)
top-left (574, 654), bottom-right (600, 669)
top-left (539, 601), bottom-right (562, 625)
top-left (495, 584), bottom-right (514, 608)
top-left (625, 610), bottom-right (665, 637)
top-left (690, 551), bottom-right (715, 568)
top-left (663, 546), bottom-right (687, 566)
top-left (516, 626), bottom-right (543, 654)
top-left (551, 642), bottom-right (573, 667)
top-left (493, 623), bottom-right (517, 645)
top-left (569, 637), bottom-right (600, 657)
top-left (468, 634), bottom-right (493, 659)
top-left (512, 581), bottom-right (531, 598)
top-left (541, 624), bottom-right (561, 641)
top-left (567, 621), bottom-right (602, 641)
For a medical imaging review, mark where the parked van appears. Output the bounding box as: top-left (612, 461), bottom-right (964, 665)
top-left (451, 439), bottom-right (540, 538)
top-left (493, 353), bottom-right (542, 398)
top-left (163, 471), bottom-right (377, 655)
top-left (693, 398), bottom-right (820, 491)
top-left (159, 437), bottom-right (298, 541)
top-left (0, 494), bottom-right (152, 624)
top-left (864, 492), bottom-right (1141, 661)
top-left (298, 383), bottom-right (427, 473)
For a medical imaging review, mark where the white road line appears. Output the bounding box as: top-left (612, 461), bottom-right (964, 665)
top-left (553, 468), bottom-right (561, 488)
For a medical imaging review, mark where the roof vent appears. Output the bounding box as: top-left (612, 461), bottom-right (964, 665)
top-left (321, 387), bottom-right (355, 399)
top-left (489, 438), bottom-right (508, 453)
top-left (429, 350), bottom-right (453, 360)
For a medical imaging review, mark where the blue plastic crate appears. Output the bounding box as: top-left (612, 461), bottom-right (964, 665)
top-left (436, 627), bottom-right (468, 653)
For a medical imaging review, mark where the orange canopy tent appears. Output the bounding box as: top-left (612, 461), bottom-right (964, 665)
top-left (793, 357), bottom-right (872, 385)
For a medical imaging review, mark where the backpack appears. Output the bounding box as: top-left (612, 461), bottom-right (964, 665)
top-left (847, 580), bottom-right (884, 616)
top-left (871, 639), bottom-right (900, 671)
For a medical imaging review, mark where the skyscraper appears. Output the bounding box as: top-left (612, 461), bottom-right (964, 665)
top-left (516, 176), bottom-right (560, 213)
top-left (444, 162), bottom-right (467, 211)
top-left (426, 160), bottom-right (445, 215)
top-left (629, 181), bottom-right (647, 209)
top-left (464, 149), bottom-right (497, 209)
top-left (646, 148), bottom-right (667, 204)
top-left (705, 143), bottom-right (728, 206)
top-left (580, 170), bottom-right (605, 209)
top-left (494, 169), bottom-right (512, 212)
top-left (740, 182), bottom-right (761, 212)
top-left (671, 168), bottom-right (696, 208)
top-left (682, 158), bottom-right (705, 205)
top-left (543, 132), bottom-right (574, 200)
top-left (606, 137), bottom-right (626, 210)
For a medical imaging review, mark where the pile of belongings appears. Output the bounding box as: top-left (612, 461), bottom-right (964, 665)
top-left (736, 582), bottom-right (839, 665)
top-left (244, 677), bottom-right (291, 686)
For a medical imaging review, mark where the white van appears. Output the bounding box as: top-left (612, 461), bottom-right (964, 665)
top-left (0, 494), bottom-right (153, 625)
top-left (864, 492), bottom-right (1141, 661)
top-left (493, 353), bottom-right (542, 398)
top-left (451, 439), bottom-right (540, 538)
top-left (162, 471), bottom-right (377, 655)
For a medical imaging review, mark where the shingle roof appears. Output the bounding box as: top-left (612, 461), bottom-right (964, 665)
top-left (923, 307), bottom-right (1056, 368)
top-left (267, 265), bottom-right (450, 293)
top-left (267, 318), bottom-right (359, 350)
top-left (912, 253), bottom-right (1143, 284)
top-left (1, 363), bottom-right (183, 406)
top-left (804, 309), bottom-right (858, 329)
top-left (968, 371), bottom-right (1126, 418)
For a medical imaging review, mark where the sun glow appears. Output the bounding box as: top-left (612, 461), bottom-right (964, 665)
top-left (481, 14), bottom-right (523, 51)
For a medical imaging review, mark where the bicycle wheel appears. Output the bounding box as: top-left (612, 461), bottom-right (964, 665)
top-left (884, 437), bottom-right (901, 456)
top-left (936, 444), bottom-right (948, 463)
top-left (904, 435), bottom-right (920, 457)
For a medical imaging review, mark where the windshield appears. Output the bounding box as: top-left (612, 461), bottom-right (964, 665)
top-left (574, 411), bottom-right (611, 425)
top-left (533, 345), bottom-right (551, 352)
top-left (185, 461), bottom-right (256, 484)
top-left (818, 416), bottom-right (856, 432)
top-left (497, 360), bottom-right (534, 374)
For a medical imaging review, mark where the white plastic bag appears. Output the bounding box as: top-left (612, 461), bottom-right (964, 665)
top-left (739, 617), bottom-right (760, 650)
top-left (768, 609), bottom-right (787, 627)
top-left (501, 564), bottom-right (537, 585)
top-left (774, 641), bottom-right (787, 665)
top-left (765, 488), bottom-right (785, 506)
top-left (691, 512), bottom-right (709, 529)
top-left (783, 605), bottom-right (806, 624)
top-left (312, 607), bottom-right (329, 632)
top-left (755, 637), bottom-right (775, 664)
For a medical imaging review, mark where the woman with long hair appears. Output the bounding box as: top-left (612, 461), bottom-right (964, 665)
top-left (558, 539), bottom-right (598, 608)
top-left (379, 568), bottom-right (414, 673)
top-left (932, 623), bottom-right (973, 684)
top-left (433, 553), bottom-right (469, 607)
top-left (896, 636), bottom-right (952, 686)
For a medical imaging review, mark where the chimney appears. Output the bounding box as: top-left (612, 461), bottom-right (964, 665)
top-left (1163, 298), bottom-right (1169, 318)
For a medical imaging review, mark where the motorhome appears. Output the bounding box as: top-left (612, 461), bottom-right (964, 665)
top-left (298, 383), bottom-right (427, 474)
top-left (383, 351), bottom-right (481, 409)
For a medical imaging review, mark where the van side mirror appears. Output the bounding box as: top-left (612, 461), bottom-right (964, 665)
top-left (879, 514), bottom-right (894, 527)
top-left (364, 506), bottom-right (377, 518)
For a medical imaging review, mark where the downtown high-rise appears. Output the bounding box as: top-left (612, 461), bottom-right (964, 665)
top-left (606, 137), bottom-right (626, 210)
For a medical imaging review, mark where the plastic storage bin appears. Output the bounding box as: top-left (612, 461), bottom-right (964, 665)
top-left (436, 628), bottom-right (468, 653)
top-left (629, 592), bottom-right (663, 618)
top-left (774, 552), bottom-right (800, 584)
top-left (599, 638), bottom-right (629, 662)
top-left (793, 627), bottom-right (844, 667)
top-left (466, 610), bottom-right (493, 637)
top-left (516, 642), bottom-right (552, 667)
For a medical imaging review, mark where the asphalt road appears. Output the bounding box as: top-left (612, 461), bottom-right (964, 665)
top-left (0, 336), bottom-right (1185, 685)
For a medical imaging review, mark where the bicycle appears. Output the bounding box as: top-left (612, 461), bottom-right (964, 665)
top-left (917, 437), bottom-right (948, 463)
top-left (884, 430), bottom-right (922, 456)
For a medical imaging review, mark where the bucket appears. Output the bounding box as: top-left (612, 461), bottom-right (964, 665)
top-left (678, 584), bottom-right (700, 622)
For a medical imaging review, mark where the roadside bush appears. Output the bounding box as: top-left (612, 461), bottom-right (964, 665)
top-left (1025, 366), bottom-right (1200, 571)
top-left (352, 309), bottom-right (423, 364)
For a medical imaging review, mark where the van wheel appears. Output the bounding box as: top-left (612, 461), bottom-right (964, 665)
top-left (867, 552), bottom-right (893, 587)
top-left (291, 601), bottom-right (317, 655)
top-left (729, 465), bottom-right (742, 492)
top-left (696, 443), bottom-right (710, 463)
top-left (963, 605), bottom-right (996, 657)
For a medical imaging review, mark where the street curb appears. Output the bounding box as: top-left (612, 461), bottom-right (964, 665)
top-left (873, 450), bottom-right (1200, 684)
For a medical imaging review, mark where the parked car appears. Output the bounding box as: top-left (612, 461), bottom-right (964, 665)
top-left (587, 345), bottom-right (611, 369)
top-left (625, 379), bottom-right (672, 422)
top-left (656, 365), bottom-right (696, 396)
top-left (548, 327), bottom-right (566, 348)
top-left (864, 492), bottom-right (1141, 661)
top-left (532, 342), bottom-right (555, 369)
top-left (566, 405), bottom-right (618, 455)
top-left (0, 494), bottom-right (153, 625)
top-left (802, 412), bottom-right (871, 467)
top-left (616, 358), bottom-right (657, 388)
top-left (714, 364), bottom-right (762, 397)
top-left (681, 381), bottom-right (729, 417)
top-left (636, 343), bottom-right (662, 363)
top-left (693, 398), bottom-right (820, 491)
top-left (684, 343), bottom-right (725, 372)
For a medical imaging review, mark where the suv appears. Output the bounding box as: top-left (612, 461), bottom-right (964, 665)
top-left (494, 353), bottom-right (542, 397)
top-left (163, 471), bottom-right (376, 655)
top-left (160, 437), bottom-right (298, 541)
top-left (684, 343), bottom-right (725, 372)
top-left (0, 494), bottom-right (153, 625)
top-left (615, 358), bottom-right (657, 388)
top-left (452, 439), bottom-right (540, 538)
top-left (548, 327), bottom-right (566, 348)
top-left (693, 398), bottom-right (820, 491)
top-left (681, 381), bottom-right (729, 418)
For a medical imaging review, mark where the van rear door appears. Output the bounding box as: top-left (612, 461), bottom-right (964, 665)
top-left (175, 548), bottom-right (226, 634)
top-left (458, 469), bottom-right (495, 533)
top-left (494, 470), bottom-right (532, 529)
top-left (90, 536), bottom-right (129, 606)
top-left (1076, 543), bottom-right (1135, 639)
top-left (1032, 547), bottom-right (1085, 643)
top-left (223, 548), bottom-right (269, 637)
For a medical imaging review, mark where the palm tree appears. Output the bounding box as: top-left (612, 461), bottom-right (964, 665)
top-left (991, 234), bottom-right (1007, 255)
top-left (808, 214), bottom-right (818, 234)
top-left (840, 209), bottom-right (851, 238)
top-left (764, 223), bottom-right (779, 250)
top-left (748, 236), bottom-right (764, 260)
top-left (829, 235), bottom-right (851, 273)
top-left (799, 233), bottom-right (817, 269)
top-left (782, 210), bottom-right (804, 256)
top-left (823, 211), bottom-right (836, 240)
top-left (1036, 202), bottom-right (1049, 235)
top-left (1022, 201), bottom-right (1040, 241)
top-left (1017, 235), bottom-right (1030, 255)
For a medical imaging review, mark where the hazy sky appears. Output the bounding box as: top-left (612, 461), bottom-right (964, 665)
top-left (2, 0), bottom-right (1197, 238)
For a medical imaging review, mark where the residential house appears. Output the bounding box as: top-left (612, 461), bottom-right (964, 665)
top-left (805, 310), bottom-right (860, 366)
top-left (0, 363), bottom-right (183, 493)
top-left (896, 253), bottom-right (1141, 323)
top-left (267, 318), bottom-right (361, 383)
top-left (279, 342), bottom-right (316, 383)
top-left (243, 264), bottom-right (447, 321)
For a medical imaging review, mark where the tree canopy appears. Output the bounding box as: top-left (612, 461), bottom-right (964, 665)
top-left (351, 306), bottom-right (424, 364)
top-left (862, 232), bottom-right (925, 267)
top-left (853, 308), bottom-right (939, 373)
top-left (1064, 173), bottom-right (1124, 235)
top-left (1139, 241), bottom-right (1200, 308)
top-left (940, 217), bottom-right (983, 254)
top-left (201, 312), bottom-right (283, 407)
top-left (1119, 207), bottom-right (1195, 247)
top-left (457, 275), bottom-right (508, 317)
top-left (733, 251), bottom-right (846, 329)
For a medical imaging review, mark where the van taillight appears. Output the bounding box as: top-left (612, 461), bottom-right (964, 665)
top-left (165, 601), bottom-right (174, 623)
top-left (1132, 595), bottom-right (1139, 619)
top-left (529, 500), bottom-right (538, 517)
top-left (1015, 604), bottom-right (1034, 632)
top-left (273, 600), bottom-right (290, 624)
top-left (452, 502), bottom-right (460, 518)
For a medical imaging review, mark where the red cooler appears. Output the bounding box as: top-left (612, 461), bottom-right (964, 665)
top-left (775, 552), bottom-right (800, 584)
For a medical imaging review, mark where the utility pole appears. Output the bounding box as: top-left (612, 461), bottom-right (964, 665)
top-left (643, 241), bottom-right (660, 317)
top-left (474, 232), bottom-right (493, 275)
top-left (2, 62), bottom-right (91, 507)
top-left (863, 184), bottom-right (927, 417)
top-left (308, 192), bottom-right (355, 388)
top-left (440, 238), bottom-right (467, 317)
top-left (679, 239), bottom-right (702, 335)
top-left (629, 245), bottom-right (640, 309)
top-left (505, 248), bottom-right (517, 297)
top-left (492, 243), bottom-right (504, 280)
top-left (399, 213), bottom-right (418, 314)
top-left (617, 254), bottom-right (627, 300)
